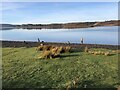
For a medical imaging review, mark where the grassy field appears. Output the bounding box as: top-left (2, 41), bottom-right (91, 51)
top-left (2, 47), bottom-right (120, 88)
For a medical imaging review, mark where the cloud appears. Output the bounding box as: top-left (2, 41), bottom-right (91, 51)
top-left (1, 2), bottom-right (118, 24)
top-left (1, 0), bottom-right (120, 2)
top-left (0, 2), bottom-right (26, 11)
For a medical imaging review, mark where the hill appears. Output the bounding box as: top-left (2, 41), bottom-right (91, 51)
top-left (1, 20), bottom-right (120, 30)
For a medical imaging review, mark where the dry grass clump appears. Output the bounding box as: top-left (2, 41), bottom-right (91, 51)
top-left (57, 46), bottom-right (64, 53)
top-left (117, 50), bottom-right (120, 54)
top-left (100, 52), bottom-right (105, 55)
top-left (112, 50), bottom-right (120, 54)
top-left (36, 45), bottom-right (44, 51)
top-left (36, 45), bottom-right (55, 51)
top-left (39, 50), bottom-right (60, 59)
top-left (88, 51), bottom-right (94, 54)
top-left (93, 52), bottom-right (100, 55)
top-left (51, 47), bottom-right (59, 53)
top-left (112, 50), bottom-right (116, 53)
top-left (88, 50), bottom-right (111, 56)
top-left (38, 45), bottom-right (72, 59)
top-left (57, 46), bottom-right (71, 53)
top-left (43, 45), bottom-right (52, 51)
top-left (39, 50), bottom-right (52, 59)
top-left (65, 46), bottom-right (71, 53)
top-left (93, 51), bottom-right (104, 55)
top-left (84, 46), bottom-right (89, 52)
top-left (51, 47), bottom-right (60, 57)
top-left (104, 52), bottom-right (110, 56)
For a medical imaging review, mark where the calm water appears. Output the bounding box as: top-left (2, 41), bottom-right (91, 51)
top-left (0, 26), bottom-right (119, 45)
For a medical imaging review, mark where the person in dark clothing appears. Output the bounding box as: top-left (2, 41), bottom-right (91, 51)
top-left (38, 38), bottom-right (40, 42)
top-left (81, 38), bottom-right (84, 44)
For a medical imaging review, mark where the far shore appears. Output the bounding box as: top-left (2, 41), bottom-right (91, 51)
top-left (1, 20), bottom-right (120, 30)
top-left (1, 40), bottom-right (119, 50)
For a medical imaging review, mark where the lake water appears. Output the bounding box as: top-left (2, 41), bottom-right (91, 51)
top-left (0, 26), bottom-right (119, 45)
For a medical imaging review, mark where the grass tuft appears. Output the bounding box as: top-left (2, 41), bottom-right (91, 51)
top-left (39, 50), bottom-right (60, 59)
top-left (36, 45), bottom-right (44, 51)
top-left (39, 50), bottom-right (52, 59)
top-left (36, 45), bottom-right (55, 51)
top-left (104, 52), bottom-right (111, 56)
top-left (38, 45), bottom-right (71, 59)
top-left (88, 49), bottom-right (112, 56)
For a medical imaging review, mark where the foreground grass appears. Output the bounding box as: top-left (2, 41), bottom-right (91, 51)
top-left (2, 47), bottom-right (119, 88)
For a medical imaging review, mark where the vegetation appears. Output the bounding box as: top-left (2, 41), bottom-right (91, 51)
top-left (14, 20), bottom-right (120, 29)
top-left (2, 47), bottom-right (120, 88)
top-left (84, 46), bottom-right (89, 53)
top-left (37, 45), bottom-right (71, 59)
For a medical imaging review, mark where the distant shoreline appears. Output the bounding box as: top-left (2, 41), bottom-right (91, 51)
top-left (1, 20), bottom-right (120, 30)
top-left (1, 40), bottom-right (119, 50)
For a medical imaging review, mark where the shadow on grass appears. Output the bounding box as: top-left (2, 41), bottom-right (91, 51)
top-left (60, 54), bottom-right (79, 58)
top-left (108, 54), bottom-right (116, 56)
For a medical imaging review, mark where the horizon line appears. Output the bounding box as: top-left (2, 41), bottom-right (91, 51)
top-left (1, 19), bottom-right (119, 25)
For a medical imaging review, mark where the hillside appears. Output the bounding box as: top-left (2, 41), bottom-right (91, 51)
top-left (1, 20), bottom-right (120, 30)
top-left (0, 24), bottom-right (16, 30)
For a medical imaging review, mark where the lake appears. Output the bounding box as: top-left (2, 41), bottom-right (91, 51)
top-left (0, 26), bottom-right (119, 45)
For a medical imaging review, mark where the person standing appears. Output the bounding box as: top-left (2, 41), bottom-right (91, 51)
top-left (81, 38), bottom-right (84, 44)
top-left (38, 38), bottom-right (40, 42)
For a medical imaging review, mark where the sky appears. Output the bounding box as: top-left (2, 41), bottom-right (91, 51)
top-left (1, 2), bottom-right (118, 24)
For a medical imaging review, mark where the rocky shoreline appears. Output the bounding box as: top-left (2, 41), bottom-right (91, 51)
top-left (1, 40), bottom-right (119, 50)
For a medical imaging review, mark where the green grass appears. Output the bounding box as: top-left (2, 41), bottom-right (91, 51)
top-left (2, 47), bottom-right (120, 88)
